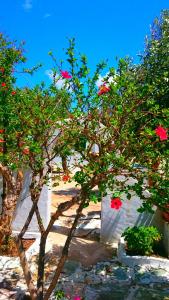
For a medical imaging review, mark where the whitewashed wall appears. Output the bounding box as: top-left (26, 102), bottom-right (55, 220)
top-left (100, 191), bottom-right (154, 244)
top-left (100, 183), bottom-right (169, 258)
top-left (0, 171), bottom-right (51, 238)
top-left (100, 176), bottom-right (154, 244)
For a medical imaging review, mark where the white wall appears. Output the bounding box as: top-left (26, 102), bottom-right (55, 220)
top-left (100, 192), bottom-right (154, 244)
top-left (100, 176), bottom-right (154, 244)
top-left (0, 171), bottom-right (51, 238)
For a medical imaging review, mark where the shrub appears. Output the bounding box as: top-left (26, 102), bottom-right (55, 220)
top-left (122, 226), bottom-right (161, 255)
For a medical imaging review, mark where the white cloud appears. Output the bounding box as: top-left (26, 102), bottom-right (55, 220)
top-left (45, 70), bottom-right (66, 89)
top-left (96, 73), bottom-right (117, 87)
top-left (44, 13), bottom-right (51, 19)
top-left (96, 75), bottom-right (104, 87)
top-left (23, 0), bottom-right (33, 11)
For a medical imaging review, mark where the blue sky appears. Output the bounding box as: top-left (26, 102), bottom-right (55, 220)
top-left (0, 0), bottom-right (169, 87)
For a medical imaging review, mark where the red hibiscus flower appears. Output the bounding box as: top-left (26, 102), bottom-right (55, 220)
top-left (61, 70), bottom-right (72, 79)
top-left (98, 84), bottom-right (110, 96)
top-left (22, 147), bottom-right (30, 155)
top-left (155, 126), bottom-right (168, 141)
top-left (19, 141), bottom-right (25, 147)
top-left (1, 82), bottom-right (6, 87)
top-left (0, 129), bottom-right (4, 134)
top-left (111, 197), bottom-right (122, 210)
top-left (0, 139), bottom-right (5, 143)
top-left (0, 68), bottom-right (4, 73)
top-left (62, 174), bottom-right (70, 182)
top-left (11, 91), bottom-right (16, 95)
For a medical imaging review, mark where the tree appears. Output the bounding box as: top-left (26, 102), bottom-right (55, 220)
top-left (139, 10), bottom-right (169, 108)
top-left (0, 11), bottom-right (168, 300)
top-left (0, 34), bottom-right (26, 243)
top-left (0, 33), bottom-right (70, 244)
top-left (25, 36), bottom-right (168, 299)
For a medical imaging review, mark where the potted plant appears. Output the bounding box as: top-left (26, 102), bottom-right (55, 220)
top-left (122, 226), bottom-right (162, 256)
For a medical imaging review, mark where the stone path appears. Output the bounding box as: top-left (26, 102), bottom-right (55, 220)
top-left (52, 259), bottom-right (169, 300)
top-left (1, 256), bottom-right (169, 299)
top-left (49, 180), bottom-right (113, 267)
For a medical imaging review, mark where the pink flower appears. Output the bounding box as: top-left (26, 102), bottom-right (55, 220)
top-left (155, 126), bottom-right (168, 141)
top-left (0, 139), bottom-right (5, 143)
top-left (61, 70), bottom-right (72, 79)
top-left (111, 197), bottom-right (122, 210)
top-left (98, 84), bottom-right (110, 96)
top-left (73, 297), bottom-right (81, 300)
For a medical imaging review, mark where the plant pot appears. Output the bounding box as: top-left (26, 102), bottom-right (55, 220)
top-left (162, 205), bottom-right (169, 223)
top-left (162, 212), bottom-right (169, 223)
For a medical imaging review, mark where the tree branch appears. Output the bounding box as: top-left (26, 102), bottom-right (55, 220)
top-left (15, 236), bottom-right (37, 300)
top-left (43, 193), bottom-right (86, 300)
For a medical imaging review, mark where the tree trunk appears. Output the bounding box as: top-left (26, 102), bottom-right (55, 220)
top-left (0, 192), bottom-right (18, 245)
top-left (0, 167), bottom-right (23, 246)
top-left (16, 236), bottom-right (37, 300)
top-left (61, 155), bottom-right (69, 173)
top-left (44, 193), bottom-right (87, 300)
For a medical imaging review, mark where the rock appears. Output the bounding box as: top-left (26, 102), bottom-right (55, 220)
top-left (13, 267), bottom-right (23, 275)
top-left (84, 283), bottom-right (130, 300)
top-left (63, 260), bottom-right (81, 275)
top-left (134, 286), bottom-right (169, 300)
top-left (135, 266), bottom-right (169, 285)
top-left (0, 257), bottom-right (20, 270)
top-left (15, 291), bottom-right (31, 300)
top-left (111, 266), bottom-right (129, 281)
top-left (84, 275), bottom-right (102, 285)
top-left (97, 269), bottom-right (106, 276)
top-left (11, 272), bottom-right (20, 280)
top-left (151, 268), bottom-right (169, 277)
top-left (16, 282), bottom-right (27, 291)
top-left (30, 263), bottom-right (37, 274)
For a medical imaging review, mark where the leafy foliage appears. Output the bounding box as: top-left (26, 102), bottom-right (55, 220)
top-left (0, 10), bottom-right (169, 300)
top-left (122, 226), bottom-right (161, 255)
top-left (140, 10), bottom-right (169, 108)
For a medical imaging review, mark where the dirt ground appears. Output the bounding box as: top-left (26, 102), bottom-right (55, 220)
top-left (48, 180), bottom-right (113, 266)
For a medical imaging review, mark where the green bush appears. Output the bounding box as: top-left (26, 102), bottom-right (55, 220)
top-left (122, 226), bottom-right (161, 255)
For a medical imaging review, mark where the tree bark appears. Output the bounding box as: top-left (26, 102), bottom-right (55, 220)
top-left (0, 193), bottom-right (18, 243)
top-left (61, 155), bottom-right (69, 173)
top-left (0, 166), bottom-right (23, 246)
top-left (16, 236), bottom-right (37, 300)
